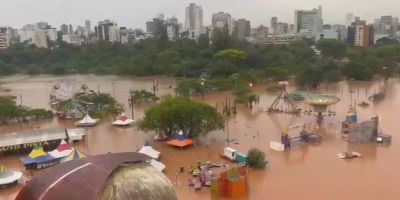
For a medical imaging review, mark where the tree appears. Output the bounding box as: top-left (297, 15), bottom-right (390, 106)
top-left (247, 94), bottom-right (260, 109)
top-left (197, 34), bottom-right (209, 49)
top-left (247, 148), bottom-right (267, 169)
top-left (130, 90), bottom-right (159, 104)
top-left (211, 25), bottom-right (231, 50)
top-left (139, 96), bottom-right (224, 138)
top-left (376, 37), bottom-right (400, 46)
top-left (317, 39), bottom-right (347, 59)
top-left (77, 91), bottom-right (124, 118)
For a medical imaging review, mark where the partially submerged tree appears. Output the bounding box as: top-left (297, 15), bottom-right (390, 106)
top-left (247, 94), bottom-right (260, 109)
top-left (130, 90), bottom-right (159, 104)
top-left (247, 148), bottom-right (267, 169)
top-left (139, 96), bottom-right (224, 138)
top-left (77, 91), bottom-right (124, 118)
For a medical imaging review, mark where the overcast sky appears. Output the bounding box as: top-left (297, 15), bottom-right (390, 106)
top-left (0, 0), bottom-right (398, 29)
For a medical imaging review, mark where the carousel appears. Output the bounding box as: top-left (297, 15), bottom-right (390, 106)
top-left (303, 93), bottom-right (340, 123)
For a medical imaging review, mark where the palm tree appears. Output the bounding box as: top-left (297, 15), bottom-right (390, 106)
top-left (248, 94), bottom-right (260, 109)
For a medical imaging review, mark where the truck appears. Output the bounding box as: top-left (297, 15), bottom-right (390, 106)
top-left (223, 147), bottom-right (248, 165)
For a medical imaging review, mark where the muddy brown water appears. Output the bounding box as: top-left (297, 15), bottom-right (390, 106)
top-left (0, 75), bottom-right (399, 200)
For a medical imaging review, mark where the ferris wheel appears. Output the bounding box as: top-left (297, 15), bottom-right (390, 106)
top-left (49, 82), bottom-right (92, 119)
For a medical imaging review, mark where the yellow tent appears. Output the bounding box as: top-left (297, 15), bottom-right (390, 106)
top-left (28, 146), bottom-right (47, 158)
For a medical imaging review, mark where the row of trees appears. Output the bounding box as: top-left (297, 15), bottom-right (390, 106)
top-left (0, 96), bottom-right (53, 125)
top-left (0, 33), bottom-right (399, 87)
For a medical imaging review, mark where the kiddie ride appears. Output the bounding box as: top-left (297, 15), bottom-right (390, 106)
top-left (271, 125), bottom-right (322, 151)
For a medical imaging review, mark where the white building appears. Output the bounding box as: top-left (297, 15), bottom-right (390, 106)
top-left (354, 25), bottom-right (365, 47)
top-left (85, 20), bottom-right (91, 37)
top-left (0, 27), bottom-right (8, 49)
top-left (119, 27), bottom-right (129, 44)
top-left (62, 34), bottom-right (82, 45)
top-left (44, 28), bottom-right (57, 41)
top-left (212, 12), bottom-right (233, 35)
top-left (185, 3), bottom-right (203, 39)
top-left (95, 20), bottom-right (119, 42)
top-left (374, 16), bottom-right (399, 34)
top-left (19, 24), bottom-right (48, 48)
top-left (294, 6), bottom-right (323, 41)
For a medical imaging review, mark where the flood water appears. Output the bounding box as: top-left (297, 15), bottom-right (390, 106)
top-left (0, 75), bottom-right (400, 200)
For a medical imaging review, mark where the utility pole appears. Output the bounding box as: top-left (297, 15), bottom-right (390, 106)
top-left (19, 94), bottom-right (23, 106)
top-left (152, 79), bottom-right (156, 94)
top-left (129, 90), bottom-right (134, 120)
top-left (85, 128), bottom-right (89, 154)
top-left (225, 96), bottom-right (230, 147)
top-left (112, 82), bottom-right (115, 97)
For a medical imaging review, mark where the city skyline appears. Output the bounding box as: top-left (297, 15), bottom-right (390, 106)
top-left (0, 0), bottom-right (399, 29)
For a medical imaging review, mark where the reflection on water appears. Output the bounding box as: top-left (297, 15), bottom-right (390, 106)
top-left (0, 75), bottom-right (400, 200)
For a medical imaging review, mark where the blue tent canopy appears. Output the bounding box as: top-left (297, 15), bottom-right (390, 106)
top-left (21, 155), bottom-right (56, 165)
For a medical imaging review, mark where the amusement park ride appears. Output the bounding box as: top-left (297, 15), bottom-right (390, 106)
top-left (49, 83), bottom-right (93, 119)
top-left (267, 82), bottom-right (339, 151)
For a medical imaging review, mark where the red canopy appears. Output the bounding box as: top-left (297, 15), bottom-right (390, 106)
top-left (56, 140), bottom-right (73, 152)
top-left (167, 139), bottom-right (194, 148)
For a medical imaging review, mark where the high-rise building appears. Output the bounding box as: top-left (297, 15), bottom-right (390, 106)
top-left (212, 12), bottom-right (233, 35)
top-left (85, 20), bottom-right (91, 36)
top-left (119, 27), bottom-right (129, 44)
top-left (43, 27), bottom-right (58, 42)
top-left (276, 22), bottom-right (289, 34)
top-left (76, 26), bottom-right (86, 36)
top-left (95, 20), bottom-right (118, 41)
top-left (166, 17), bottom-right (179, 40)
top-left (270, 17), bottom-right (278, 34)
top-left (346, 13), bottom-right (354, 26)
top-left (374, 16), bottom-right (399, 34)
top-left (19, 24), bottom-right (48, 48)
top-left (233, 19), bottom-right (251, 40)
top-left (36, 21), bottom-right (49, 29)
top-left (294, 6), bottom-right (323, 41)
top-left (185, 3), bottom-right (203, 39)
top-left (61, 24), bottom-right (69, 35)
top-left (68, 24), bottom-right (73, 34)
top-left (289, 24), bottom-right (295, 34)
top-left (347, 18), bottom-right (374, 47)
top-left (251, 25), bottom-right (268, 38)
top-left (0, 27), bottom-right (9, 50)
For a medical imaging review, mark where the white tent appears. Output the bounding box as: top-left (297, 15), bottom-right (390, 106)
top-left (48, 140), bottom-right (73, 158)
top-left (149, 159), bottom-right (166, 172)
top-left (112, 113), bottom-right (135, 126)
top-left (0, 167), bottom-right (22, 186)
top-left (138, 145), bottom-right (161, 160)
top-left (270, 141), bottom-right (285, 151)
top-left (76, 114), bottom-right (98, 127)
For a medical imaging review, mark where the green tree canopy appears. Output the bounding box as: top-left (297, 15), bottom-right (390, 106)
top-left (248, 148), bottom-right (267, 169)
top-left (317, 39), bottom-right (347, 59)
top-left (139, 96), bottom-right (224, 138)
